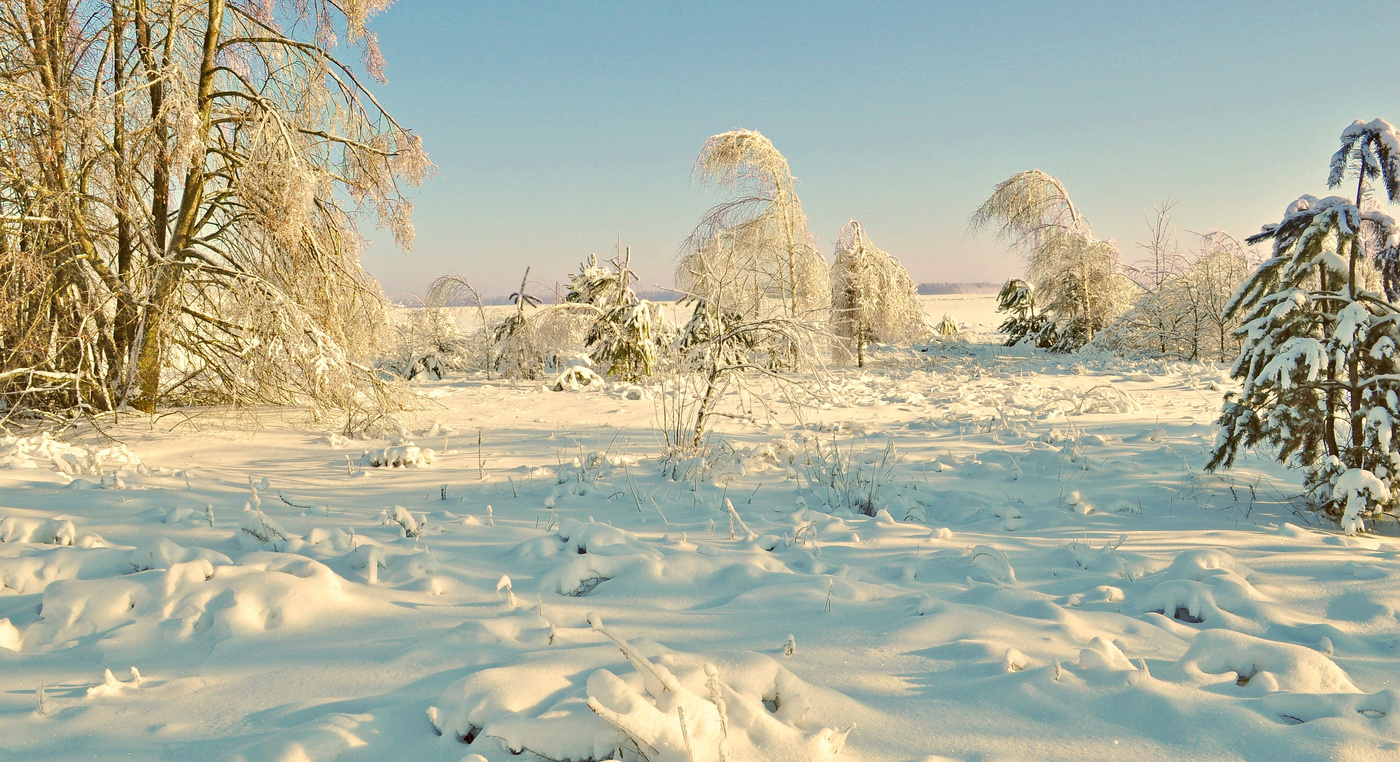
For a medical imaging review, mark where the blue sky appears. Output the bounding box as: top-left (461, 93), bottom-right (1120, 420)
top-left (356, 1), bottom-right (1400, 299)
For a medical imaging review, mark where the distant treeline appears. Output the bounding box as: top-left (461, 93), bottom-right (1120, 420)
top-left (399, 288), bottom-right (683, 307)
top-left (404, 283), bottom-right (997, 306)
top-left (916, 282), bottom-right (1001, 295)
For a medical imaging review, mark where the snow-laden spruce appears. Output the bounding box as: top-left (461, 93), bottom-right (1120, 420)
top-left (1209, 118), bottom-right (1400, 532)
top-left (571, 250), bottom-right (668, 383)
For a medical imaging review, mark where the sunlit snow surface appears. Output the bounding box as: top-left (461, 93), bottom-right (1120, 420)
top-left (1, 295), bottom-right (1397, 760)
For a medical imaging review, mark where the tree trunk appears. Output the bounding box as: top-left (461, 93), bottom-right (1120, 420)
top-left (111, 0), bottom-right (137, 396)
top-left (133, 0), bottom-right (225, 412)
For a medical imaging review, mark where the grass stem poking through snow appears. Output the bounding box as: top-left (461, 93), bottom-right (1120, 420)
top-left (496, 575), bottom-right (516, 609)
top-left (677, 705), bottom-right (696, 762)
top-left (586, 612), bottom-right (674, 696)
top-left (724, 498), bottom-right (756, 541)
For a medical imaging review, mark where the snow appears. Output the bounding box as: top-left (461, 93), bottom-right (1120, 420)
top-left (1, 295), bottom-right (1399, 759)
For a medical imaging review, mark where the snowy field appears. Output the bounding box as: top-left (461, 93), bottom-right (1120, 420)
top-left (2, 295), bottom-right (1399, 761)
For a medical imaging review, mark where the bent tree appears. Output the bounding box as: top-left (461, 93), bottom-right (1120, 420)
top-left (677, 130), bottom-right (830, 324)
top-left (1209, 119), bottom-right (1400, 533)
top-left (971, 170), bottom-right (1132, 350)
top-left (0, 0), bottom-right (426, 423)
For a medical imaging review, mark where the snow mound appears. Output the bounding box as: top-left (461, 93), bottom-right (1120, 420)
top-left (365, 442), bottom-right (434, 468)
top-left (231, 712), bottom-right (377, 762)
top-left (1259, 688), bottom-right (1400, 727)
top-left (430, 616), bottom-right (852, 761)
top-left (1133, 548), bottom-right (1268, 626)
top-left (1180, 629), bottom-right (1360, 694)
top-left (1077, 636), bottom-right (1137, 673)
top-left (22, 553), bottom-right (354, 655)
top-left (553, 366), bottom-right (604, 391)
top-left (0, 515), bottom-right (81, 546)
top-left (0, 433), bottom-right (145, 475)
top-left (1162, 548), bottom-right (1253, 581)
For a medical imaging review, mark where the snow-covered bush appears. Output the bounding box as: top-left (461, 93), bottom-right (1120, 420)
top-left (1209, 118), bottom-right (1400, 532)
top-left (386, 306), bottom-right (466, 381)
top-left (829, 220), bottom-right (925, 365)
top-left (655, 297), bottom-right (824, 462)
top-left (367, 442), bottom-right (435, 468)
top-left (553, 365), bottom-right (605, 391)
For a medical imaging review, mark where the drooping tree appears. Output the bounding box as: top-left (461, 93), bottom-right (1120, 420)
top-left (829, 220), bottom-right (924, 366)
top-left (971, 170), bottom-right (1133, 349)
top-left (677, 130), bottom-right (830, 324)
top-left (1209, 119), bottom-right (1400, 533)
top-left (0, 0), bottom-right (427, 426)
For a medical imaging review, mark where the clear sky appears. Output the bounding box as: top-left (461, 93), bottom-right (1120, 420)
top-left (355, 1), bottom-right (1400, 300)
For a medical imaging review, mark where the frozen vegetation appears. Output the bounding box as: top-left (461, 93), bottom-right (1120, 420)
top-left (3, 1), bottom-right (1400, 755)
top-left (0, 296), bottom-right (1398, 760)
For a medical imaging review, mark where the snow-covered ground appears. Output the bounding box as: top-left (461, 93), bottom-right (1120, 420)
top-left (2, 295), bottom-right (1398, 760)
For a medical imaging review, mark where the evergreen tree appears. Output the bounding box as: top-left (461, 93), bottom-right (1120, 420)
top-left (1209, 119), bottom-right (1400, 533)
top-left (573, 249), bottom-right (664, 383)
top-left (995, 279), bottom-right (1053, 347)
top-left (494, 269), bottom-right (544, 380)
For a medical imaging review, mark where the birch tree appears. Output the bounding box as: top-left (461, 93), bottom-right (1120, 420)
top-left (677, 130), bottom-right (830, 324)
top-left (829, 220), bottom-right (924, 366)
top-left (970, 170), bottom-right (1132, 350)
top-left (0, 0), bottom-right (427, 427)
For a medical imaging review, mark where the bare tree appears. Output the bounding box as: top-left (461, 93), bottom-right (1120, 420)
top-left (1101, 202), bottom-right (1249, 360)
top-left (1182, 232), bottom-right (1252, 362)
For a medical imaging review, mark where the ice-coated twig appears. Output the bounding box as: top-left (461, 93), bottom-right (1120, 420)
top-left (704, 663), bottom-right (730, 739)
top-left (586, 696), bottom-right (662, 759)
top-left (677, 705), bottom-right (696, 762)
top-left (587, 612), bottom-right (674, 697)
